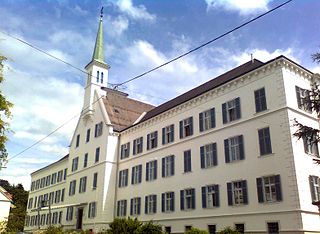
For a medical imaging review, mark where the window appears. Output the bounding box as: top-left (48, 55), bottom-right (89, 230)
top-left (162, 155), bottom-right (175, 177)
top-left (66, 207), bottom-right (73, 221)
top-left (61, 189), bottom-right (65, 202)
top-left (31, 181), bottom-right (35, 191)
top-left (76, 134), bottom-right (80, 147)
top-left (28, 198), bottom-right (33, 209)
top-left (130, 197), bottom-right (141, 216)
top-left (120, 142), bottom-right (130, 159)
top-left (36, 179), bottom-right (40, 190)
top-left (49, 192), bottom-right (54, 205)
top-left (71, 157), bottom-right (79, 172)
top-left (55, 190), bottom-right (61, 203)
top-left (63, 168), bottom-right (67, 180)
top-left (95, 147), bottom-right (100, 163)
top-left (96, 71), bottom-right (100, 83)
top-left (208, 225), bottom-right (216, 234)
top-left (180, 188), bottom-right (195, 210)
top-left (86, 129), bottom-right (90, 143)
top-left (34, 196), bottom-right (38, 208)
top-left (184, 150), bottom-right (192, 173)
top-left (224, 135), bottom-right (244, 163)
top-left (202, 184), bottom-right (219, 208)
top-left (145, 194), bottom-right (157, 214)
top-left (165, 227), bottom-right (171, 234)
top-left (267, 222), bottom-right (279, 234)
top-left (84, 153), bottom-right (88, 168)
top-left (227, 180), bottom-right (248, 205)
top-left (147, 131), bottom-right (158, 150)
top-left (88, 202), bottom-right (96, 218)
top-left (101, 72), bottom-right (104, 83)
top-left (258, 127), bottom-right (272, 155)
top-left (93, 173), bottom-right (98, 190)
top-left (257, 175), bottom-right (282, 203)
top-left (94, 121), bottom-right (103, 137)
top-left (119, 169), bottom-right (128, 188)
top-left (199, 108), bottom-right (216, 132)
top-left (69, 180), bottom-right (76, 196)
top-left (51, 173), bottom-right (57, 185)
top-left (133, 137), bottom-right (143, 155)
top-left (79, 176), bottom-right (87, 193)
top-left (235, 224), bottom-right (244, 233)
top-left (45, 175), bottom-right (51, 186)
top-left (185, 226), bottom-right (192, 232)
top-left (162, 124), bottom-right (174, 144)
top-left (117, 200), bottom-right (127, 217)
top-left (180, 117), bottom-right (193, 138)
top-left (58, 211), bottom-right (62, 224)
top-left (255, 88), bottom-right (267, 112)
top-left (222, 97), bottom-right (241, 123)
top-left (303, 133), bottom-right (319, 156)
top-left (52, 212), bottom-right (58, 224)
top-left (162, 192), bottom-right (174, 212)
top-left (57, 170), bottom-right (63, 182)
top-left (40, 177), bottom-right (45, 188)
top-left (131, 165), bottom-right (142, 185)
top-left (309, 175), bottom-right (320, 202)
top-left (201, 143), bottom-right (217, 168)
top-left (146, 160), bottom-right (157, 181)
top-left (296, 86), bottom-right (311, 112)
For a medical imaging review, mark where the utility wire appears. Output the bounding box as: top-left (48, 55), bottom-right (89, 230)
top-left (0, 30), bottom-right (116, 87)
top-left (114, 0), bottom-right (293, 88)
top-left (7, 96), bottom-right (105, 162)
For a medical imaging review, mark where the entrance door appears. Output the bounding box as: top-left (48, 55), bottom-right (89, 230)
top-left (76, 208), bottom-right (83, 230)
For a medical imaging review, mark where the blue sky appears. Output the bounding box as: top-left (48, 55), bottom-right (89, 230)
top-left (0, 0), bottom-right (319, 189)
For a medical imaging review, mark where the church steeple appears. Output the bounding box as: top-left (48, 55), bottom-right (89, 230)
top-left (83, 7), bottom-right (110, 115)
top-left (92, 8), bottom-right (104, 63)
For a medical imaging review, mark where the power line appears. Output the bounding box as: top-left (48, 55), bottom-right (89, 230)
top-left (114, 0), bottom-right (293, 88)
top-left (6, 96), bottom-right (105, 162)
top-left (0, 30), bottom-right (116, 87)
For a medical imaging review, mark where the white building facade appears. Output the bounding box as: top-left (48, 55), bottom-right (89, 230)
top-left (24, 15), bottom-right (320, 234)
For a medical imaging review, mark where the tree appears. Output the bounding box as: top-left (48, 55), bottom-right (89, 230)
top-left (0, 55), bottom-right (13, 170)
top-left (293, 52), bottom-right (320, 164)
top-left (0, 180), bottom-right (29, 232)
top-left (217, 227), bottom-right (240, 234)
top-left (185, 227), bottom-right (209, 234)
top-left (106, 217), bottom-right (142, 234)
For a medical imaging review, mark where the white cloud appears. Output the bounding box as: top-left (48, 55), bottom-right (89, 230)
top-left (110, 16), bottom-right (129, 36)
top-left (231, 48), bottom-right (298, 65)
top-left (116, 0), bottom-right (156, 21)
top-left (205, 0), bottom-right (271, 15)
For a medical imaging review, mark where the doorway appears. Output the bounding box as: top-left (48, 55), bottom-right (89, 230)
top-left (76, 208), bottom-right (83, 230)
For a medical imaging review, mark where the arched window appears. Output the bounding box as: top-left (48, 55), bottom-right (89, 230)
top-left (101, 72), bottom-right (104, 84)
top-left (96, 71), bottom-right (100, 83)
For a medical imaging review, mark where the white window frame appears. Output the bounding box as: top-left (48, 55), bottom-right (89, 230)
top-left (206, 185), bottom-right (218, 208)
top-left (164, 192), bottom-right (174, 212)
top-left (88, 202), bottom-right (96, 218)
top-left (233, 181), bottom-right (244, 205)
top-left (229, 137), bottom-right (241, 162)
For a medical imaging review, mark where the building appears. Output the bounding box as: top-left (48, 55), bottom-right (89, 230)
top-left (0, 186), bottom-right (12, 223)
top-left (24, 14), bottom-right (320, 234)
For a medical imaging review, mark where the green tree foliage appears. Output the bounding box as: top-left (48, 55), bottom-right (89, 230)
top-left (135, 221), bottom-right (163, 234)
top-left (106, 217), bottom-right (142, 234)
top-left (185, 227), bottom-right (209, 234)
top-left (293, 52), bottom-right (320, 164)
top-left (0, 55), bottom-right (13, 169)
top-left (0, 179), bottom-right (29, 232)
top-left (217, 227), bottom-right (240, 234)
top-left (105, 218), bottom-right (164, 234)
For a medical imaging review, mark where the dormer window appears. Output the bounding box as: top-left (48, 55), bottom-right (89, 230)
top-left (96, 71), bottom-right (100, 83)
top-left (101, 72), bottom-right (104, 83)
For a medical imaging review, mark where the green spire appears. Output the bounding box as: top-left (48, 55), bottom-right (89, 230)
top-left (92, 14), bottom-right (104, 63)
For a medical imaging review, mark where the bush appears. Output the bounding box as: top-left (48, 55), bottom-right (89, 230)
top-left (135, 221), bottom-right (163, 234)
top-left (185, 227), bottom-right (209, 234)
top-left (107, 217), bottom-right (142, 234)
top-left (42, 225), bottom-right (64, 234)
top-left (217, 227), bottom-right (240, 234)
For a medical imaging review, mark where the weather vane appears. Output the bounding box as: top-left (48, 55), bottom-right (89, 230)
top-left (100, 6), bottom-right (104, 18)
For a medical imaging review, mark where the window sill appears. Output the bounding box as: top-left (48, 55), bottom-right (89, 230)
top-left (258, 152), bottom-right (274, 158)
top-left (183, 171), bottom-right (193, 174)
top-left (254, 109), bottom-right (269, 115)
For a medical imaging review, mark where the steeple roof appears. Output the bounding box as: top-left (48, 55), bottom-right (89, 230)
top-left (92, 17), bottom-right (104, 63)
